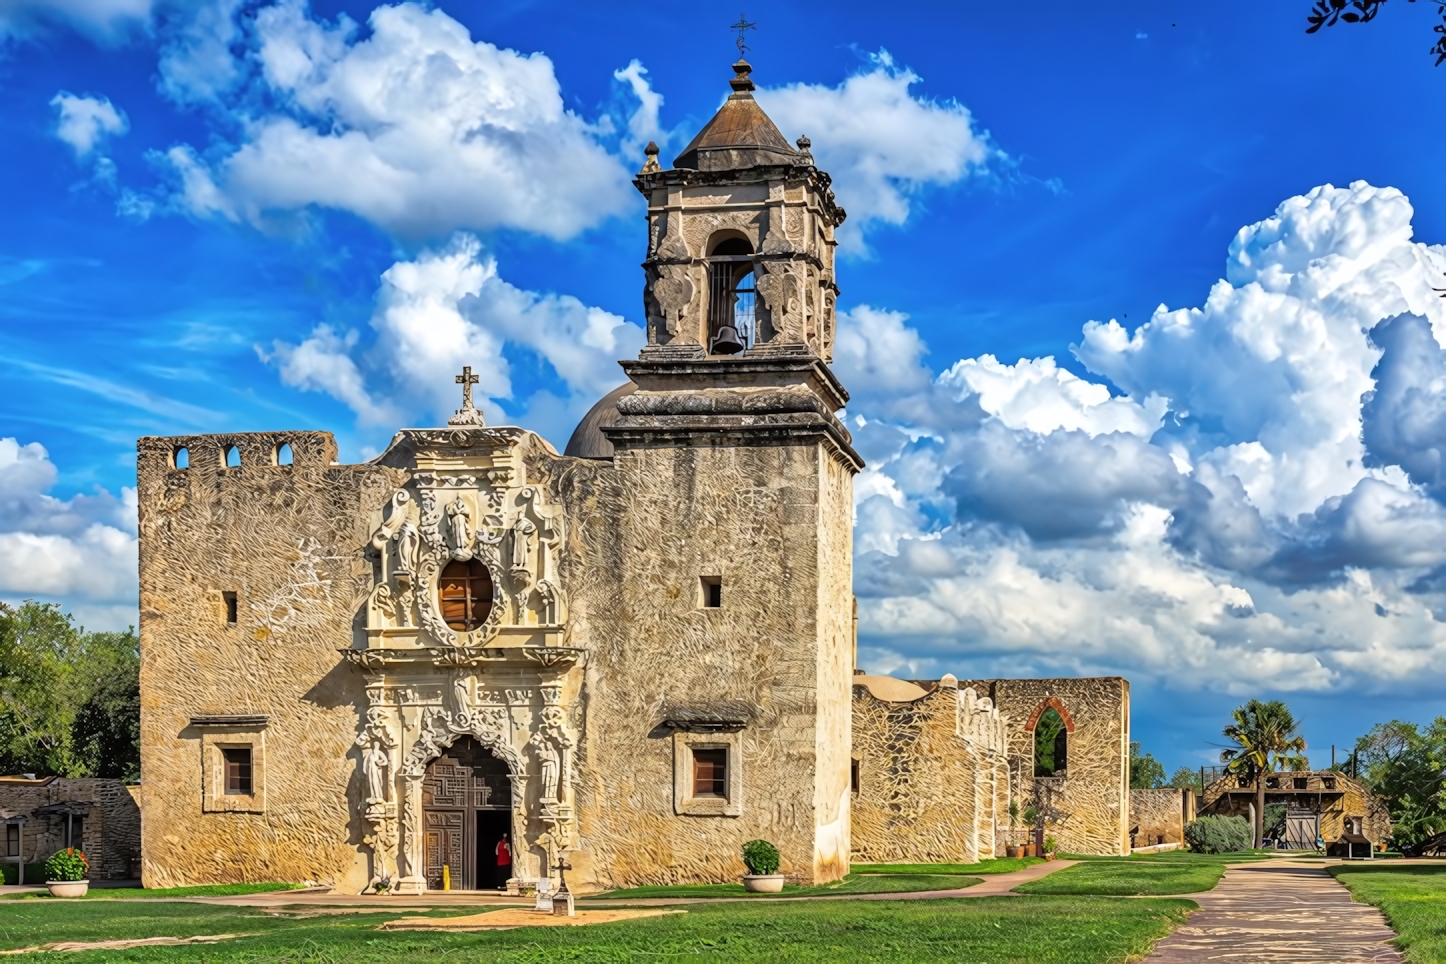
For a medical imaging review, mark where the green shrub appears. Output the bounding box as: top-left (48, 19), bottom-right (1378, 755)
top-left (45, 848), bottom-right (89, 881)
top-left (1184, 816), bottom-right (1253, 854)
top-left (741, 839), bottom-right (780, 875)
top-left (1044, 835), bottom-right (1058, 854)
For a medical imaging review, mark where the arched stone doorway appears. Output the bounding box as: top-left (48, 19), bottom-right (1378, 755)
top-left (421, 736), bottom-right (514, 891)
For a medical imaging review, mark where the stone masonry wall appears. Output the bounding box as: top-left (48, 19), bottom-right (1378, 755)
top-left (567, 439), bottom-right (850, 888)
top-left (851, 684), bottom-right (998, 864)
top-left (1131, 789), bottom-right (1189, 847)
top-left (959, 678), bottom-right (1130, 856)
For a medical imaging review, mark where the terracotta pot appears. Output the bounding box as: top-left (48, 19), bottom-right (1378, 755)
top-left (1005, 845), bottom-right (1020, 859)
top-left (742, 874), bottom-right (786, 893)
top-left (1044, 853), bottom-right (1057, 861)
top-left (1022, 844), bottom-right (1035, 857)
top-left (46, 880), bottom-right (88, 898)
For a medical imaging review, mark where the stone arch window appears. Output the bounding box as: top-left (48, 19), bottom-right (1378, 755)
top-left (707, 235), bottom-right (755, 354)
top-left (439, 559), bottom-right (494, 632)
top-left (223, 445), bottom-right (241, 468)
top-left (274, 442), bottom-right (293, 466)
top-left (1026, 698), bottom-right (1075, 778)
top-left (172, 446), bottom-right (189, 470)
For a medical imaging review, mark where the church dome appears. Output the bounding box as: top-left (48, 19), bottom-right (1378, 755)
top-left (564, 381), bottom-right (635, 459)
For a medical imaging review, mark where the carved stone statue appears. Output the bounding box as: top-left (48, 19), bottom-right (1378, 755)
top-left (532, 731), bottom-right (562, 805)
top-left (394, 521), bottom-right (421, 575)
top-left (511, 517), bottom-right (536, 578)
top-left (364, 741), bottom-right (390, 804)
top-left (452, 674), bottom-right (469, 719)
top-left (447, 496), bottom-right (473, 558)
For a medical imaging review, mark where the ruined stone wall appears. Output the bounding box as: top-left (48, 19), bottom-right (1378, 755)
top-left (137, 431), bottom-right (389, 890)
top-left (959, 678), bottom-right (1130, 856)
top-left (849, 679), bottom-right (1007, 865)
top-left (0, 777), bottom-right (140, 878)
top-left (567, 438), bottom-right (850, 888)
top-left (1131, 789), bottom-right (1188, 847)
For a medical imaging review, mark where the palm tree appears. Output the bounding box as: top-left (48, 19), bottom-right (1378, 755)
top-left (1220, 700), bottom-right (1309, 849)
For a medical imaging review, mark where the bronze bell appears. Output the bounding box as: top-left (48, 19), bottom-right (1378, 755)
top-left (711, 325), bottom-right (745, 354)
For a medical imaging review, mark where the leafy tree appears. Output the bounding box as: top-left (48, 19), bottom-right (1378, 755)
top-left (1129, 742), bottom-right (1167, 789)
top-left (1306, 0), bottom-right (1446, 66)
top-left (1346, 718), bottom-right (1446, 851)
top-left (0, 602), bottom-right (139, 780)
top-left (1167, 766), bottom-right (1203, 795)
top-left (1220, 699), bottom-right (1309, 849)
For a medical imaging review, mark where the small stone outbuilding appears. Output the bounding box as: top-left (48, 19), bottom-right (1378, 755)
top-left (0, 776), bottom-right (141, 880)
top-left (1200, 770), bottom-right (1389, 851)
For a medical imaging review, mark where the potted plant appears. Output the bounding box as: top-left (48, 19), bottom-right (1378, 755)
top-left (741, 839), bottom-right (785, 893)
top-left (45, 848), bottom-right (88, 898)
top-left (1022, 806), bottom-right (1039, 857)
top-left (1043, 835), bottom-right (1058, 861)
top-left (1005, 799), bottom-right (1021, 858)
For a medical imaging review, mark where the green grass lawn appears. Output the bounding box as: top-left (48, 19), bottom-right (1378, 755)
top-left (1015, 852), bottom-right (1254, 896)
top-left (2, 882), bottom-right (303, 901)
top-left (0, 893), bottom-right (1196, 962)
top-left (1330, 862), bottom-right (1446, 963)
top-left (852, 857), bottom-right (1043, 876)
top-left (592, 872), bottom-right (981, 899)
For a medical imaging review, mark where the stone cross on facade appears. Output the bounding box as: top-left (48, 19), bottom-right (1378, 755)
top-left (447, 365), bottom-right (486, 426)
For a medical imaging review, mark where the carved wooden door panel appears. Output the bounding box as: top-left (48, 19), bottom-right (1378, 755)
top-left (423, 810), bottom-right (464, 888)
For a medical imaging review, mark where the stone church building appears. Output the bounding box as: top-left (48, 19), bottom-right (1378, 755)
top-left (135, 60), bottom-right (1128, 894)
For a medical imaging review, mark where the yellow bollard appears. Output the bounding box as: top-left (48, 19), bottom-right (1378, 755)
top-left (442, 864), bottom-right (451, 891)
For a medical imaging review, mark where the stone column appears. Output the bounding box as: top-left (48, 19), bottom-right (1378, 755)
top-left (392, 776), bottom-right (427, 895)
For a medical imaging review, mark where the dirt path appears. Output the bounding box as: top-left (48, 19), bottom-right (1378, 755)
top-left (1144, 860), bottom-right (1403, 963)
top-left (187, 859), bottom-right (1078, 910)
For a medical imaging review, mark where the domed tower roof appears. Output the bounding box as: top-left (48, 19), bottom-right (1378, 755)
top-left (563, 381), bottom-right (636, 459)
top-left (672, 60), bottom-right (801, 172)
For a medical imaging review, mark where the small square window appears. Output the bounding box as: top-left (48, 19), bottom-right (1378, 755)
top-left (1323, 777), bottom-right (1337, 790)
top-left (692, 748), bottom-right (727, 798)
top-left (223, 591), bottom-right (238, 624)
top-left (1293, 777), bottom-right (1309, 790)
top-left (1265, 776), bottom-right (1279, 789)
top-left (700, 576), bottom-right (722, 609)
top-left (223, 747), bottom-right (253, 795)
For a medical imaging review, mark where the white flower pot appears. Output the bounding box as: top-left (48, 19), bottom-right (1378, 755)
top-left (46, 880), bottom-right (88, 898)
top-left (742, 874), bottom-right (785, 893)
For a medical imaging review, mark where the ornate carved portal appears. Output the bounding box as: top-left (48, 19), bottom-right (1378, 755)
top-left (347, 427), bottom-right (582, 896)
top-left (421, 739), bottom-right (514, 891)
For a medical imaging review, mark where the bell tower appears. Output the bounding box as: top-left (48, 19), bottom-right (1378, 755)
top-left (592, 60), bottom-right (861, 884)
top-left (637, 59), bottom-right (844, 360)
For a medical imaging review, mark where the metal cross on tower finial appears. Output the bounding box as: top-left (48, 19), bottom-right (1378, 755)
top-left (447, 365), bottom-right (486, 426)
top-left (731, 12), bottom-right (756, 57)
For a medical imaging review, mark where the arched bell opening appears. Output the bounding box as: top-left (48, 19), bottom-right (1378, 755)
top-left (420, 736), bottom-right (516, 891)
top-left (706, 235), bottom-right (755, 355)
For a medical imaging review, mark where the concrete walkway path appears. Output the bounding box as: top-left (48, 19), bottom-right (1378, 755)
top-left (1144, 860), bottom-right (1403, 963)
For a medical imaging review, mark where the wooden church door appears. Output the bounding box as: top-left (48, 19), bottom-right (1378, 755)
top-left (421, 738), bottom-right (514, 890)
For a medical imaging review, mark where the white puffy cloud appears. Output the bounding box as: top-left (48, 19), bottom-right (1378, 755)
top-left (264, 234), bottom-right (643, 438)
top-left (850, 181), bottom-right (1446, 695)
top-left (159, 0), bottom-right (636, 240)
top-left (0, 439), bottom-right (137, 607)
top-left (50, 91), bottom-right (128, 159)
top-left (757, 51), bottom-right (1002, 248)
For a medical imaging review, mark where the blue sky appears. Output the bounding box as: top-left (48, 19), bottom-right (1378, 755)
top-left (4, 0), bottom-right (1446, 773)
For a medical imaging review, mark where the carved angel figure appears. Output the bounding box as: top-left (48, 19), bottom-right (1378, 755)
top-left (452, 674), bottom-right (470, 719)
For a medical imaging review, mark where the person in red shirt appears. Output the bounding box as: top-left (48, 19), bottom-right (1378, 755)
top-left (494, 833), bottom-right (511, 889)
